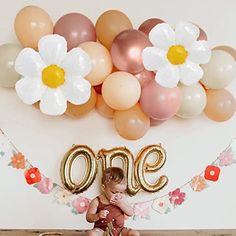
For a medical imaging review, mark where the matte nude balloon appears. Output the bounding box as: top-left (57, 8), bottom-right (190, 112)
top-left (138, 18), bottom-right (164, 36)
top-left (201, 50), bottom-right (236, 89)
top-left (102, 72), bottom-right (141, 110)
top-left (177, 83), bottom-right (207, 119)
top-left (111, 29), bottom-right (151, 74)
top-left (65, 88), bottom-right (97, 117)
top-left (0, 43), bottom-right (22, 87)
top-left (96, 94), bottom-right (114, 119)
top-left (140, 80), bottom-right (182, 120)
top-left (14, 6), bottom-right (53, 49)
top-left (95, 10), bottom-right (133, 49)
top-left (114, 104), bottom-right (150, 140)
top-left (134, 69), bottom-right (155, 87)
top-left (54, 13), bottom-right (96, 51)
top-left (204, 89), bottom-right (235, 122)
top-left (79, 42), bottom-right (113, 86)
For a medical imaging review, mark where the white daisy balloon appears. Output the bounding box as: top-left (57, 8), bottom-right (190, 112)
top-left (142, 21), bottom-right (211, 88)
top-left (15, 34), bottom-right (92, 116)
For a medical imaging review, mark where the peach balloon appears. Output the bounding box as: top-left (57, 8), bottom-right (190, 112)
top-left (204, 89), bottom-right (235, 122)
top-left (79, 42), bottom-right (113, 86)
top-left (114, 104), bottom-right (150, 140)
top-left (14, 6), bottom-right (53, 49)
top-left (138, 18), bottom-right (164, 36)
top-left (65, 88), bottom-right (97, 117)
top-left (96, 94), bottom-right (114, 119)
top-left (102, 72), bottom-right (141, 110)
top-left (111, 29), bottom-right (152, 74)
top-left (95, 10), bottom-right (133, 49)
top-left (134, 69), bottom-right (155, 87)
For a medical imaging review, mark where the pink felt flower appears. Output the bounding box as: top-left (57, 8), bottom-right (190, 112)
top-left (133, 202), bottom-right (150, 219)
top-left (72, 197), bottom-right (90, 214)
top-left (219, 148), bottom-right (235, 166)
top-left (169, 188), bottom-right (186, 206)
top-left (37, 177), bottom-right (54, 194)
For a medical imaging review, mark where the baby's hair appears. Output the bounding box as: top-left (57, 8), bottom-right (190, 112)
top-left (102, 167), bottom-right (125, 185)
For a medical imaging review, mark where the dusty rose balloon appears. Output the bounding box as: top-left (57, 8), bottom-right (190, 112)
top-left (204, 89), bottom-right (235, 122)
top-left (102, 71), bottom-right (141, 110)
top-left (140, 80), bottom-right (182, 120)
top-left (96, 94), bottom-right (114, 119)
top-left (14, 6), bottom-right (53, 49)
top-left (114, 103), bottom-right (150, 140)
top-left (134, 69), bottom-right (155, 87)
top-left (138, 18), bottom-right (164, 36)
top-left (54, 13), bottom-right (96, 51)
top-left (65, 87), bottom-right (97, 117)
top-left (93, 84), bottom-right (102, 94)
top-left (79, 42), bottom-right (113, 86)
top-left (95, 10), bottom-right (133, 49)
top-left (111, 29), bottom-right (152, 74)
top-left (192, 23), bottom-right (208, 40)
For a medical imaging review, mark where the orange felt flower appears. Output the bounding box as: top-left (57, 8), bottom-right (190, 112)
top-left (24, 167), bottom-right (42, 185)
top-left (11, 152), bottom-right (26, 169)
top-left (190, 175), bottom-right (206, 192)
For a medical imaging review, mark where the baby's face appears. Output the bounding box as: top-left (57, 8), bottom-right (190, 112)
top-left (103, 181), bottom-right (126, 201)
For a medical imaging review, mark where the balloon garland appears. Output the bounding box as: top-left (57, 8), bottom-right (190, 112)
top-left (0, 6), bottom-right (235, 140)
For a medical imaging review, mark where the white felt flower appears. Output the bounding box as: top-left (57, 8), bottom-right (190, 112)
top-left (142, 21), bottom-right (211, 88)
top-left (15, 34), bottom-right (92, 115)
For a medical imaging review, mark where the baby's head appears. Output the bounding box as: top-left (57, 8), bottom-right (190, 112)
top-left (102, 167), bottom-right (127, 201)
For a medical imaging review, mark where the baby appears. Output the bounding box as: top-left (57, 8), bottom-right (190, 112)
top-left (86, 167), bottom-right (139, 236)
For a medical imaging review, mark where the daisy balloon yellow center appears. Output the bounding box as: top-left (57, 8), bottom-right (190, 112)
top-left (42, 65), bottom-right (65, 88)
top-left (167, 45), bottom-right (188, 65)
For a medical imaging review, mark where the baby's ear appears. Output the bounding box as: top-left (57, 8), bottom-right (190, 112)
top-left (101, 184), bottom-right (105, 190)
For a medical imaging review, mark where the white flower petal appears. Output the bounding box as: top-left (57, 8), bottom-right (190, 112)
top-left (38, 34), bottom-right (67, 65)
top-left (61, 48), bottom-right (92, 77)
top-left (142, 47), bottom-right (168, 71)
top-left (40, 88), bottom-right (67, 116)
top-left (15, 77), bottom-right (45, 104)
top-left (188, 40), bottom-right (211, 64)
top-left (175, 21), bottom-right (200, 47)
top-left (179, 61), bottom-right (203, 86)
top-left (155, 64), bottom-right (180, 88)
top-left (61, 77), bottom-right (91, 105)
top-left (149, 23), bottom-right (175, 50)
top-left (15, 48), bottom-right (45, 77)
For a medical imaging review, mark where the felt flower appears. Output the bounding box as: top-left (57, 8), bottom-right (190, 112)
top-left (142, 21), bottom-right (211, 88)
top-left (72, 197), bottom-right (90, 214)
top-left (190, 175), bottom-right (207, 192)
top-left (152, 196), bottom-right (171, 214)
top-left (24, 167), bottom-right (42, 185)
top-left (11, 152), bottom-right (26, 169)
top-left (54, 189), bottom-right (71, 205)
top-left (15, 34), bottom-right (92, 116)
top-left (37, 177), bottom-right (54, 194)
top-left (169, 188), bottom-right (186, 206)
top-left (204, 165), bottom-right (220, 182)
top-left (133, 202), bottom-right (150, 220)
top-left (219, 148), bottom-right (235, 166)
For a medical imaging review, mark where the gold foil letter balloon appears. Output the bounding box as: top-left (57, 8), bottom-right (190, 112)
top-left (60, 145), bottom-right (97, 193)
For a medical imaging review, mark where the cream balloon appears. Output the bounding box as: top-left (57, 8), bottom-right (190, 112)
top-left (177, 83), bottom-right (207, 118)
top-left (102, 72), bottom-right (141, 110)
top-left (0, 44), bottom-right (22, 87)
top-left (201, 50), bottom-right (236, 89)
top-left (79, 42), bottom-right (113, 86)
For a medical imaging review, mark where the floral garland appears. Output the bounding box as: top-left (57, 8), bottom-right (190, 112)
top-left (0, 6), bottom-right (235, 140)
top-left (1, 128), bottom-right (235, 219)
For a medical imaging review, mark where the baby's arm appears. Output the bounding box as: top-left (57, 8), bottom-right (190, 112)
top-left (86, 197), bottom-right (109, 223)
top-left (110, 197), bottom-right (134, 217)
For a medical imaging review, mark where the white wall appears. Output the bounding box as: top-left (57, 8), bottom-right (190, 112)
top-left (0, 0), bottom-right (236, 230)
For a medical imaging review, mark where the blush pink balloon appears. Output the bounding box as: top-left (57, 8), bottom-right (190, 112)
top-left (54, 13), bottom-right (96, 51)
top-left (134, 69), bottom-right (155, 87)
top-left (138, 18), bottom-right (164, 36)
top-left (150, 118), bottom-right (166, 126)
top-left (140, 80), bottom-right (182, 120)
top-left (111, 29), bottom-right (152, 74)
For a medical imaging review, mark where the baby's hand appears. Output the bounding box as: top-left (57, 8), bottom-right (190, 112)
top-left (98, 210), bottom-right (109, 219)
top-left (110, 195), bottom-right (124, 207)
